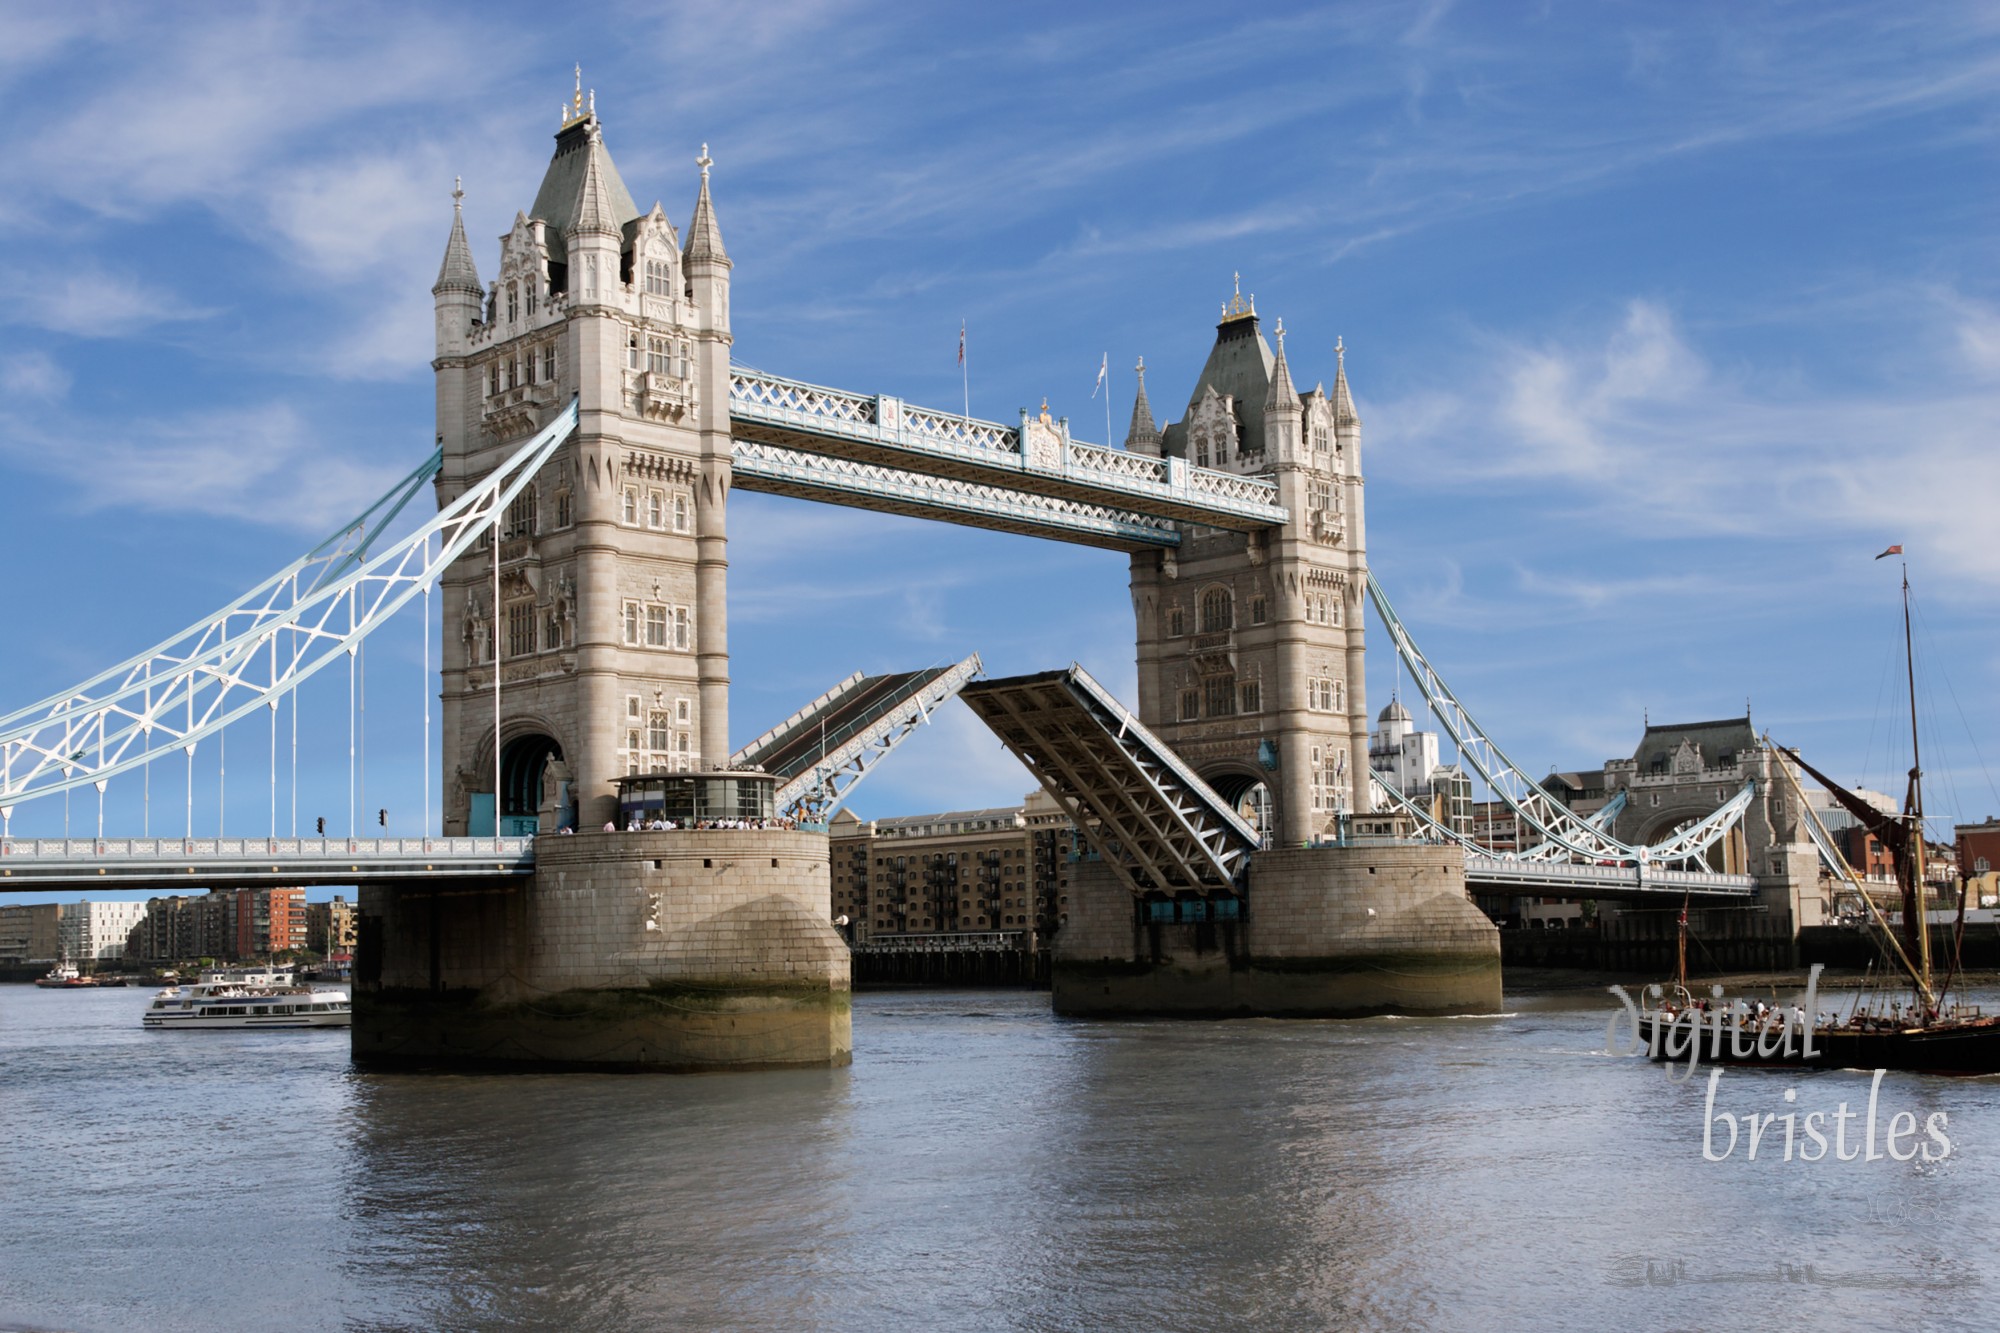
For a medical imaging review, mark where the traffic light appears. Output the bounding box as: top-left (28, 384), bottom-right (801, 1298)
top-left (316, 816), bottom-right (325, 836)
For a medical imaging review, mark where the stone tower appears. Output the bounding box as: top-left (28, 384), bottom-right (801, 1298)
top-left (1128, 287), bottom-right (1369, 844)
top-left (432, 85), bottom-right (732, 834)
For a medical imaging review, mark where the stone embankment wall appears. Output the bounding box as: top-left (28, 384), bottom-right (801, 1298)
top-left (1053, 844), bottom-right (1502, 1017)
top-left (353, 829), bottom-right (850, 1071)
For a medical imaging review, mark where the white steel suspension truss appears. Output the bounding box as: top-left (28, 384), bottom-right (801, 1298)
top-left (0, 401), bottom-right (579, 810)
top-left (747, 653), bottom-right (986, 821)
top-left (1365, 571), bottom-right (1754, 867)
top-left (960, 664), bottom-right (1260, 893)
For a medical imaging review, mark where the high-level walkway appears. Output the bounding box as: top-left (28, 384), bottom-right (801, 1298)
top-left (728, 368), bottom-right (1289, 550)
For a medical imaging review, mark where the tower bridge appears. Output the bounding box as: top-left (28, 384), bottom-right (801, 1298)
top-left (0, 90), bottom-right (1831, 1066)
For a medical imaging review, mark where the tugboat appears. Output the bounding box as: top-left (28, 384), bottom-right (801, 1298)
top-left (34, 954), bottom-right (96, 988)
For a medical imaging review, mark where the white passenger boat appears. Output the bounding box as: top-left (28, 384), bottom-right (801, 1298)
top-left (141, 965), bottom-right (351, 1030)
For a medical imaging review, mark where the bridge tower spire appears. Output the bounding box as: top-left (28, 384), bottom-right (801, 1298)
top-left (1129, 289), bottom-right (1371, 843)
top-left (434, 88), bottom-right (733, 834)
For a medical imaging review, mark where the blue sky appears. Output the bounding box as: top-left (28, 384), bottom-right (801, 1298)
top-left (2, 1), bottom-right (1998, 903)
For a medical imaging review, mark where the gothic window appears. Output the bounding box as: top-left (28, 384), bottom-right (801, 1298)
top-left (648, 336), bottom-right (671, 376)
top-left (522, 352), bottom-right (534, 385)
top-left (1167, 606), bottom-right (1185, 637)
top-left (646, 605), bottom-right (668, 648)
top-left (545, 610), bottom-right (563, 651)
top-left (554, 490), bottom-right (572, 529)
top-left (672, 493), bottom-right (690, 532)
top-left (622, 601), bottom-right (642, 646)
top-left (646, 489), bottom-right (665, 529)
top-left (646, 259), bottom-right (672, 296)
top-left (1200, 588), bottom-right (1232, 633)
top-left (1179, 689), bottom-right (1199, 721)
top-left (621, 487), bottom-right (638, 525)
top-left (1240, 681), bottom-right (1261, 714)
top-left (488, 364), bottom-right (500, 397)
top-left (507, 284), bottom-right (519, 323)
top-left (1204, 676), bottom-right (1236, 718)
top-left (1333, 680), bottom-right (1345, 712)
top-left (627, 334), bottom-right (640, 371)
top-left (673, 606), bottom-right (691, 650)
top-left (1329, 595), bottom-right (1342, 626)
top-left (649, 710), bottom-right (671, 756)
top-left (1250, 595), bottom-right (1267, 625)
top-left (542, 343), bottom-right (558, 381)
top-left (506, 359), bottom-right (517, 390)
top-left (526, 285), bottom-right (537, 317)
top-left (503, 491), bottom-right (536, 540)
top-left (1193, 431), bottom-right (1209, 469)
top-left (505, 602), bottom-right (535, 658)
top-left (675, 697), bottom-right (691, 725)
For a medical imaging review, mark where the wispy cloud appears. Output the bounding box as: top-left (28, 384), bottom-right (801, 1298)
top-left (3, 402), bottom-right (402, 532)
top-left (1379, 292), bottom-right (2000, 589)
top-left (0, 351), bottom-right (70, 402)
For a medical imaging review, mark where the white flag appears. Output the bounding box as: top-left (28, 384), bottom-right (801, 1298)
top-left (1091, 352), bottom-right (1107, 397)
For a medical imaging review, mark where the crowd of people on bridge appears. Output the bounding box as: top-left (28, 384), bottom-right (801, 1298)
top-left (572, 815), bottom-right (802, 833)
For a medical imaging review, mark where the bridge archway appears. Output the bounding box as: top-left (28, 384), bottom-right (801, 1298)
top-left (1203, 767), bottom-right (1274, 843)
top-left (500, 733), bottom-right (565, 832)
top-left (1640, 807), bottom-right (1738, 873)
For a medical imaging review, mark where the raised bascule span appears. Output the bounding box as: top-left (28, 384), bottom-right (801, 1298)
top-left (732, 653), bottom-right (985, 820)
top-left (958, 665), bottom-right (1261, 895)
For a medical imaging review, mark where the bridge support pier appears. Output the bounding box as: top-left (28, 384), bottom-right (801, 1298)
top-left (1052, 844), bottom-right (1502, 1018)
top-left (351, 830), bottom-right (850, 1072)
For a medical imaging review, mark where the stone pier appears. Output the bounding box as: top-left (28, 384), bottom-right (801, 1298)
top-left (1053, 844), bottom-right (1502, 1018)
top-left (352, 829), bottom-right (850, 1072)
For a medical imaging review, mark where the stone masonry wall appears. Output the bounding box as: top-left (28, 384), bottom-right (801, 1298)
top-left (1053, 844), bottom-right (1502, 1017)
top-left (355, 829), bottom-right (851, 1071)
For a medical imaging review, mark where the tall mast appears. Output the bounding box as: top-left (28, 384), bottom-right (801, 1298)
top-left (1903, 562), bottom-right (1932, 998)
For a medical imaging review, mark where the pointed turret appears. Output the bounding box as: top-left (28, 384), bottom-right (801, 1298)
top-left (684, 143), bottom-right (730, 270)
top-left (1262, 319), bottom-right (1303, 463)
top-left (1331, 336), bottom-right (1360, 430)
top-left (433, 178), bottom-right (482, 297)
top-left (1265, 320), bottom-right (1298, 410)
top-left (1125, 356), bottom-right (1161, 455)
top-left (570, 122), bottom-right (624, 238)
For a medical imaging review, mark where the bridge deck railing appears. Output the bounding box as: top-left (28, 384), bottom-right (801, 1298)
top-left (0, 836), bottom-right (536, 862)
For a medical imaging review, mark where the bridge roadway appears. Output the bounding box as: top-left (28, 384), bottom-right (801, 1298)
top-left (0, 836), bottom-right (533, 892)
top-left (0, 834), bottom-right (1754, 904)
top-left (1460, 853), bottom-right (1754, 902)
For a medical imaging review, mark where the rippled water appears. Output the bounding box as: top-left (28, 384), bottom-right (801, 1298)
top-left (3, 982), bottom-right (1997, 1331)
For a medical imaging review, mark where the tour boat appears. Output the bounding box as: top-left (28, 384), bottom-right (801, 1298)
top-left (1630, 559), bottom-right (2000, 1076)
top-left (141, 965), bottom-right (351, 1030)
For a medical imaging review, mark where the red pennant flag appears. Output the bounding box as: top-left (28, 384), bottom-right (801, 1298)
top-left (1874, 544), bottom-right (1903, 560)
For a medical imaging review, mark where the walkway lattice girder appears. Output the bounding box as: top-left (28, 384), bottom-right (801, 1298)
top-left (732, 653), bottom-right (984, 819)
top-left (728, 368), bottom-right (1289, 539)
top-left (730, 440), bottom-right (1181, 551)
top-left (960, 665), bottom-right (1259, 894)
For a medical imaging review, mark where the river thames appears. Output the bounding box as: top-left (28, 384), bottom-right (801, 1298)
top-left (3, 982), bottom-right (1995, 1332)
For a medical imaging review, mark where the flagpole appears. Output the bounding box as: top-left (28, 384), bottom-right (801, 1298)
top-left (1105, 354), bottom-right (1113, 447)
top-left (960, 320), bottom-right (969, 431)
